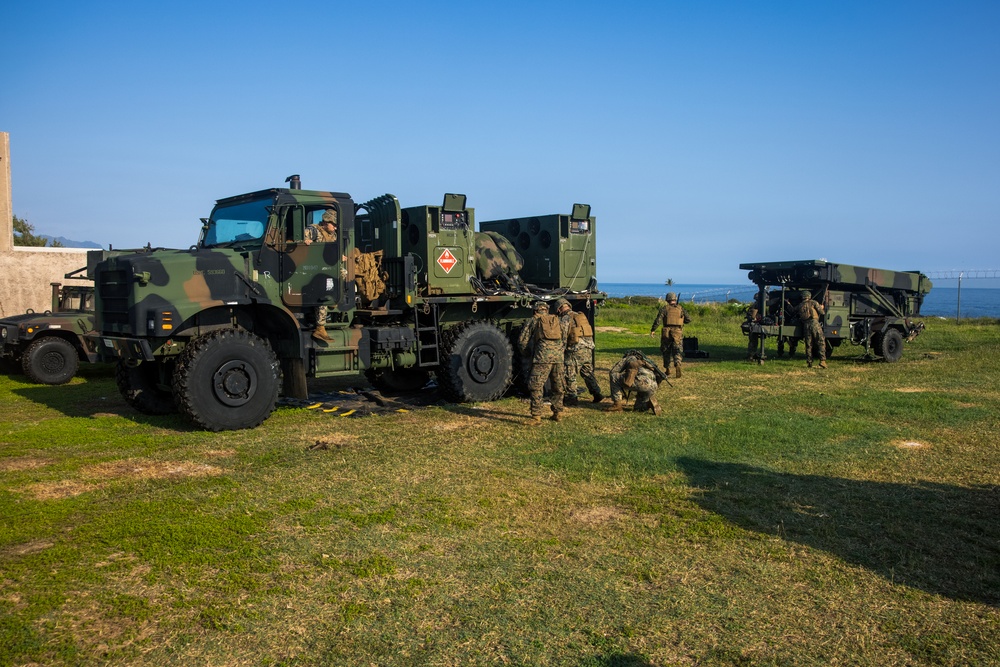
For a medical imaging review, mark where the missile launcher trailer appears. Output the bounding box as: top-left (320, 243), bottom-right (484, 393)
top-left (94, 177), bottom-right (603, 431)
top-left (740, 259), bottom-right (932, 363)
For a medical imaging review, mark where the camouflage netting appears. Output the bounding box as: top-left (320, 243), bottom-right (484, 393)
top-left (474, 231), bottom-right (523, 281)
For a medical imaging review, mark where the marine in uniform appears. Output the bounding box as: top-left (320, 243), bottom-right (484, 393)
top-left (554, 298), bottom-right (603, 404)
top-left (649, 292), bottom-right (691, 378)
top-left (517, 301), bottom-right (568, 424)
top-left (605, 350), bottom-right (665, 415)
top-left (798, 290), bottom-right (827, 368)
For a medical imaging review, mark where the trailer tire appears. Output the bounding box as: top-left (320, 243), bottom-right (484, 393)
top-left (173, 329), bottom-right (279, 431)
top-left (878, 328), bottom-right (904, 363)
top-left (439, 321), bottom-right (513, 402)
top-left (365, 367), bottom-right (431, 393)
top-left (116, 360), bottom-right (177, 415)
top-left (22, 337), bottom-right (79, 385)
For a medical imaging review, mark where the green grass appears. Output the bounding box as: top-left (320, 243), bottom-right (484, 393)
top-left (1, 307), bottom-right (998, 665)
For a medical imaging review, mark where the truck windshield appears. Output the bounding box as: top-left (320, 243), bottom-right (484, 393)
top-left (203, 199), bottom-right (270, 247)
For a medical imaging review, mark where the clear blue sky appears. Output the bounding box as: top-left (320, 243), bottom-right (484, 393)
top-left (3, 1), bottom-right (998, 285)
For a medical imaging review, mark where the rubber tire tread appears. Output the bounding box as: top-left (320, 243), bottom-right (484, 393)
top-left (22, 336), bottom-right (79, 385)
top-left (437, 320), bottom-right (513, 403)
top-left (878, 328), bottom-right (905, 363)
top-left (173, 329), bottom-right (279, 431)
top-left (116, 360), bottom-right (177, 415)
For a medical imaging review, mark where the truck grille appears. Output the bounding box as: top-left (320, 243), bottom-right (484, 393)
top-left (98, 269), bottom-right (132, 331)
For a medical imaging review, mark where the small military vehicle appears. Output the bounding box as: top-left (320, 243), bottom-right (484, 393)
top-left (0, 264), bottom-right (99, 385)
top-left (740, 259), bottom-right (931, 362)
top-left (94, 176), bottom-right (603, 431)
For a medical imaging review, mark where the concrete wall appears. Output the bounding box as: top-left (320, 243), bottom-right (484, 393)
top-left (1, 131), bottom-right (93, 317)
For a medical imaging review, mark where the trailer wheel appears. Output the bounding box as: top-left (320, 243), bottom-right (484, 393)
top-left (22, 337), bottom-right (79, 385)
top-left (116, 360), bottom-right (177, 415)
top-left (365, 367), bottom-right (431, 393)
top-left (439, 321), bottom-right (513, 402)
top-left (877, 328), bottom-right (904, 363)
top-left (173, 329), bottom-right (279, 431)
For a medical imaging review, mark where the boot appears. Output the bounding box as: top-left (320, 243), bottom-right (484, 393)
top-left (674, 365), bottom-right (682, 379)
top-left (592, 393), bottom-right (605, 404)
top-left (818, 361), bottom-right (827, 369)
top-left (529, 416), bottom-right (543, 426)
top-left (312, 327), bottom-right (332, 343)
top-left (551, 411), bottom-right (563, 422)
top-left (807, 361), bottom-right (812, 368)
top-left (649, 398), bottom-right (662, 416)
top-left (604, 401), bottom-right (624, 413)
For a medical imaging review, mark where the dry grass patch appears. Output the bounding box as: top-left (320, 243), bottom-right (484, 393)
top-left (22, 480), bottom-right (99, 499)
top-left (3, 539), bottom-right (55, 556)
top-left (568, 505), bottom-right (630, 526)
top-left (0, 456), bottom-right (52, 472)
top-left (894, 440), bottom-right (928, 449)
top-left (82, 459), bottom-right (223, 481)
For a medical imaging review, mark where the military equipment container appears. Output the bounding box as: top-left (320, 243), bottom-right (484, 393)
top-left (739, 259), bottom-right (932, 363)
top-left (94, 177), bottom-right (604, 431)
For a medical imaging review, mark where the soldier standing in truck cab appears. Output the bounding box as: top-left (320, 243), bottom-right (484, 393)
top-left (554, 298), bottom-right (604, 405)
top-left (798, 290), bottom-right (827, 369)
top-left (303, 210), bottom-right (338, 343)
top-left (518, 301), bottom-right (568, 425)
top-left (649, 292), bottom-right (691, 378)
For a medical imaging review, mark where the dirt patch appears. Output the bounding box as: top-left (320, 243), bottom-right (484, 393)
top-left (0, 457), bottom-right (52, 473)
top-left (596, 326), bottom-right (632, 333)
top-left (895, 388), bottom-right (928, 393)
top-left (82, 459), bottom-right (223, 481)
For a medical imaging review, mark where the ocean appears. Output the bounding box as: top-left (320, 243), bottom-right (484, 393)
top-left (601, 283), bottom-right (1000, 320)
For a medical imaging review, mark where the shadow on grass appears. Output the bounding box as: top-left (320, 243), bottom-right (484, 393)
top-left (676, 457), bottom-right (1000, 606)
top-left (11, 380), bottom-right (194, 430)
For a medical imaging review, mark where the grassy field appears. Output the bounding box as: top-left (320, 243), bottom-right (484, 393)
top-left (1, 303), bottom-right (998, 666)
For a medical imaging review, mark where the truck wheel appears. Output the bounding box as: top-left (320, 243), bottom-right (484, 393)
top-left (365, 367), bottom-right (431, 393)
top-left (22, 337), bottom-right (79, 385)
top-left (439, 321), bottom-right (513, 402)
top-left (116, 360), bottom-right (177, 415)
top-left (173, 329), bottom-right (279, 431)
top-left (877, 328), bottom-right (904, 363)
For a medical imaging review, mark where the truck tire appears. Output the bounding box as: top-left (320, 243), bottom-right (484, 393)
top-left (365, 367), bottom-right (431, 393)
top-left (22, 337), bottom-right (79, 385)
top-left (116, 360), bottom-right (177, 415)
top-left (438, 321), bottom-right (513, 402)
top-left (877, 328), bottom-right (904, 363)
top-left (172, 329), bottom-right (279, 431)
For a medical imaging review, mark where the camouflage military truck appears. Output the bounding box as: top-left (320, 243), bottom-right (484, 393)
top-left (94, 176), bottom-right (603, 431)
top-left (0, 263), bottom-right (99, 385)
top-left (740, 259), bottom-right (931, 362)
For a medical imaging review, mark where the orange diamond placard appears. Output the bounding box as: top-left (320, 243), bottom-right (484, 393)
top-left (437, 248), bottom-right (458, 274)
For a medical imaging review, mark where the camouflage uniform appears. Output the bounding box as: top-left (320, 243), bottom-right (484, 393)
top-left (798, 291), bottom-right (826, 368)
top-left (304, 210), bottom-right (338, 342)
top-left (517, 302), bottom-right (568, 422)
top-left (606, 351), bottom-right (663, 415)
top-left (554, 298), bottom-right (603, 404)
top-left (650, 293), bottom-right (690, 377)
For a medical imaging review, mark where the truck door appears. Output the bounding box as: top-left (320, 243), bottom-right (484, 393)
top-left (277, 204), bottom-right (352, 313)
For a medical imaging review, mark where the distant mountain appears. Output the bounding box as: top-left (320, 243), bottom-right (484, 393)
top-left (40, 235), bottom-right (104, 249)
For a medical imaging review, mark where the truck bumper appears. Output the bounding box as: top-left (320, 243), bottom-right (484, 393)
top-left (98, 336), bottom-right (155, 362)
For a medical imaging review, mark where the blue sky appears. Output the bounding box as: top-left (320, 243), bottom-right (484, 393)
top-left (3, 1), bottom-right (998, 285)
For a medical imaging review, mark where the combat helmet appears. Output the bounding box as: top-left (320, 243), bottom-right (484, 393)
top-left (665, 292), bottom-right (677, 302)
top-left (553, 297), bottom-right (571, 313)
top-left (533, 301), bottom-right (549, 312)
